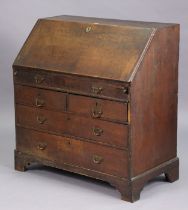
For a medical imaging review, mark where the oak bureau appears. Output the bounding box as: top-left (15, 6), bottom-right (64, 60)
top-left (13, 15), bottom-right (179, 202)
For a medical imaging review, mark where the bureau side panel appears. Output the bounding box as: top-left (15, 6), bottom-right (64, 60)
top-left (130, 25), bottom-right (179, 176)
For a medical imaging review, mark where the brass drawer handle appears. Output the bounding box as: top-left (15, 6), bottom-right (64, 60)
top-left (93, 155), bottom-right (103, 164)
top-left (34, 74), bottom-right (45, 84)
top-left (92, 102), bottom-right (103, 118)
top-left (37, 116), bottom-right (47, 124)
top-left (35, 98), bottom-right (45, 107)
top-left (37, 143), bottom-right (47, 150)
top-left (92, 108), bottom-right (103, 118)
top-left (92, 86), bottom-right (103, 94)
top-left (121, 87), bottom-right (128, 94)
top-left (93, 127), bottom-right (103, 136)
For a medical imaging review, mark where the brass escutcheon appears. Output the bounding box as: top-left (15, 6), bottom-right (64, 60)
top-left (85, 26), bottom-right (92, 33)
top-left (65, 139), bottom-right (71, 145)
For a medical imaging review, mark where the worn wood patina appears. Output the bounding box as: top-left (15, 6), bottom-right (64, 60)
top-left (13, 15), bottom-right (179, 202)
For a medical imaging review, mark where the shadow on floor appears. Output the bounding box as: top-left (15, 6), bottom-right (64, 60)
top-left (26, 164), bottom-right (169, 200)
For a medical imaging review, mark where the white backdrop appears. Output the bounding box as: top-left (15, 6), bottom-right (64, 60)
top-left (0, 1), bottom-right (187, 210)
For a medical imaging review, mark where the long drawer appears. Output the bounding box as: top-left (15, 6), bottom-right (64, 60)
top-left (16, 105), bottom-right (128, 148)
top-left (16, 127), bottom-right (129, 178)
top-left (13, 68), bottom-right (129, 101)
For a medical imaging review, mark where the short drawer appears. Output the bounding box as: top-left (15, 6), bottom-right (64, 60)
top-left (67, 115), bottom-right (128, 148)
top-left (13, 68), bottom-right (129, 101)
top-left (16, 105), bottom-right (128, 148)
top-left (16, 105), bottom-right (67, 134)
top-left (68, 94), bottom-right (128, 123)
top-left (16, 127), bottom-right (129, 178)
top-left (15, 85), bottom-right (66, 112)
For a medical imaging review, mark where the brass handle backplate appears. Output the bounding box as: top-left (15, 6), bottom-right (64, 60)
top-left (92, 102), bottom-right (103, 118)
top-left (93, 127), bottom-right (103, 136)
top-left (37, 143), bottom-right (47, 150)
top-left (93, 155), bottom-right (103, 164)
top-left (35, 98), bottom-right (45, 107)
top-left (37, 116), bottom-right (47, 124)
top-left (34, 75), bottom-right (45, 84)
top-left (92, 86), bottom-right (103, 94)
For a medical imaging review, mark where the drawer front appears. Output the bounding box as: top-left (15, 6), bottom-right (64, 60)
top-left (68, 94), bottom-right (127, 122)
top-left (16, 105), bottom-right (67, 134)
top-left (16, 105), bottom-right (128, 148)
top-left (67, 115), bottom-right (128, 148)
top-left (15, 85), bottom-right (66, 112)
top-left (16, 127), bottom-right (129, 178)
top-left (13, 68), bottom-right (129, 101)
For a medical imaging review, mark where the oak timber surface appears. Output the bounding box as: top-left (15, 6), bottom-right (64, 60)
top-left (13, 17), bottom-right (154, 81)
